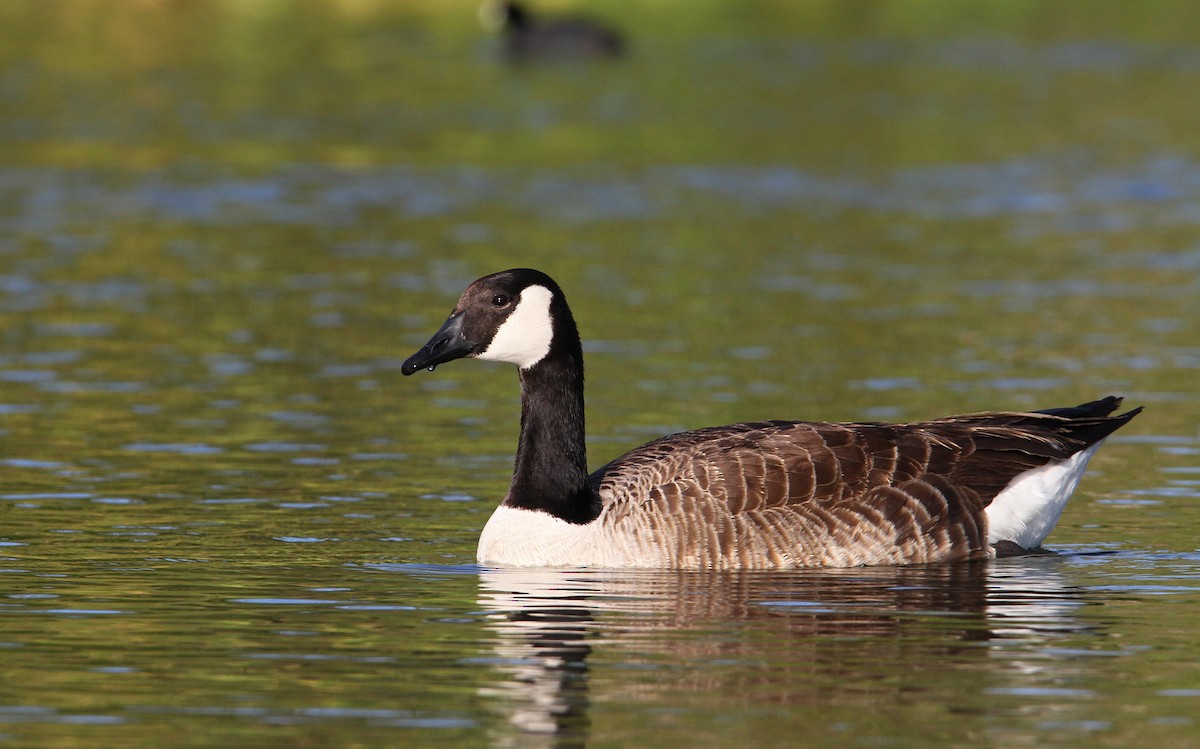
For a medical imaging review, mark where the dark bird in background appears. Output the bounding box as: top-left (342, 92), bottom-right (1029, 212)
top-left (480, 1), bottom-right (625, 61)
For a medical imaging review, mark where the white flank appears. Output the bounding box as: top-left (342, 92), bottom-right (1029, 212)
top-left (477, 285), bottom-right (554, 369)
top-left (985, 442), bottom-right (1104, 549)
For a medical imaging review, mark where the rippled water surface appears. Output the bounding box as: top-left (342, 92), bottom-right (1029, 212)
top-left (2, 1), bottom-right (1200, 747)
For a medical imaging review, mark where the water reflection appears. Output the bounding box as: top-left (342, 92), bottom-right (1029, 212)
top-left (476, 557), bottom-right (1094, 747)
top-left (478, 579), bottom-right (593, 748)
top-left (10, 158), bottom-right (1200, 230)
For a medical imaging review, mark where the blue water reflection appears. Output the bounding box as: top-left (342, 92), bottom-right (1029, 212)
top-left (8, 158), bottom-right (1200, 231)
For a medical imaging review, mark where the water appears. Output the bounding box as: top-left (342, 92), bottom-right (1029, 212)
top-left (2, 1), bottom-right (1199, 746)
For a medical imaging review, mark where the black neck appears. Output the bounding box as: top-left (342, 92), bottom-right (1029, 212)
top-left (503, 3), bottom-right (530, 31)
top-left (504, 341), bottom-right (599, 524)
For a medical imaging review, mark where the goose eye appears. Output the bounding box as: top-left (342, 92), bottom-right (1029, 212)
top-left (492, 294), bottom-right (511, 308)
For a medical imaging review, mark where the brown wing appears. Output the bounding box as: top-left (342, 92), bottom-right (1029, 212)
top-left (588, 410), bottom-right (1128, 569)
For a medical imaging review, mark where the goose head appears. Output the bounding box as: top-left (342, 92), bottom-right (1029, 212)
top-left (401, 268), bottom-right (573, 375)
top-left (478, 1), bottom-right (529, 34)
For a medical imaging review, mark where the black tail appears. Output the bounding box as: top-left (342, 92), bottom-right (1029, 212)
top-left (1036, 396), bottom-right (1142, 447)
top-left (1036, 395), bottom-right (1123, 419)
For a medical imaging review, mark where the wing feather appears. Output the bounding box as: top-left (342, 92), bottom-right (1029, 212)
top-left (589, 407), bottom-right (1134, 569)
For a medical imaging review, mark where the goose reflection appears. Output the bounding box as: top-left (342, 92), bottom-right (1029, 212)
top-left (476, 557), bottom-right (1093, 746)
top-left (478, 574), bottom-right (595, 748)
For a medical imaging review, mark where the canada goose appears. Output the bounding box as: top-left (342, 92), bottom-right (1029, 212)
top-left (479, 1), bottom-right (624, 60)
top-left (401, 268), bottom-right (1141, 569)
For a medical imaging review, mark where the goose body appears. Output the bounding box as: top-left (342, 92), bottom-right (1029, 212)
top-left (480, 1), bottom-right (624, 61)
top-left (402, 269), bottom-right (1141, 570)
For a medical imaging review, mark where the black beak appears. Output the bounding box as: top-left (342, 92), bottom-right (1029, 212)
top-left (401, 313), bottom-right (478, 375)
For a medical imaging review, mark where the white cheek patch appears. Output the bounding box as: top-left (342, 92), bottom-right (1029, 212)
top-left (477, 284), bottom-right (554, 369)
